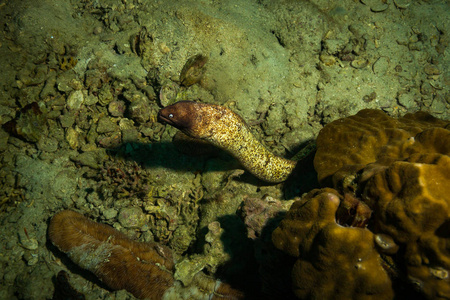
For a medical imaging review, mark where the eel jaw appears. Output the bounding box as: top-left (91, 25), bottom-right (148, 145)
top-left (157, 109), bottom-right (184, 130)
top-left (157, 110), bottom-right (175, 126)
top-left (157, 101), bottom-right (197, 132)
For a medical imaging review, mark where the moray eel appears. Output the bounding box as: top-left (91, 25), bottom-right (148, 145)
top-left (158, 101), bottom-right (296, 183)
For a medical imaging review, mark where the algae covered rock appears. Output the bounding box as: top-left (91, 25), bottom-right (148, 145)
top-left (3, 102), bottom-right (48, 143)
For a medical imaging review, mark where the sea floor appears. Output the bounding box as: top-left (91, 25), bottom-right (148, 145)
top-left (0, 0), bottom-right (448, 299)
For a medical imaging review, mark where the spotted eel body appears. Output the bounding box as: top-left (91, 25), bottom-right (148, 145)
top-left (158, 101), bottom-right (296, 183)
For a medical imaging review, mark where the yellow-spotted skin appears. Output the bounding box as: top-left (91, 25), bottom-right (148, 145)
top-left (158, 101), bottom-right (296, 183)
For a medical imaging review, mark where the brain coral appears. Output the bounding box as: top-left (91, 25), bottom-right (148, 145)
top-left (362, 152), bottom-right (450, 299)
top-left (272, 188), bottom-right (394, 300)
top-left (281, 109), bottom-right (449, 299)
top-left (314, 109), bottom-right (449, 187)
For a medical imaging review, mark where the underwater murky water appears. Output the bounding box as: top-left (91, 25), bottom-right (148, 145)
top-left (0, 0), bottom-right (448, 299)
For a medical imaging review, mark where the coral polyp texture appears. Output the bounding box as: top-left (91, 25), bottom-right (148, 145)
top-left (313, 109), bottom-right (449, 186)
top-left (362, 152), bottom-right (450, 299)
top-left (272, 189), bottom-right (394, 300)
top-left (274, 109), bottom-right (449, 299)
top-left (48, 210), bottom-right (245, 300)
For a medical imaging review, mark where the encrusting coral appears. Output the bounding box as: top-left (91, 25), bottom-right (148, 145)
top-left (313, 109), bottom-right (450, 186)
top-left (273, 109), bottom-right (449, 300)
top-left (49, 210), bottom-right (245, 299)
top-left (272, 188), bottom-right (394, 300)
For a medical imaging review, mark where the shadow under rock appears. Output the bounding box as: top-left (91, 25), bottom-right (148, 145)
top-left (213, 214), bottom-right (263, 299)
top-left (108, 139), bottom-right (319, 200)
top-left (106, 141), bottom-right (237, 173)
top-left (283, 143), bottom-right (319, 199)
top-left (192, 212), bottom-right (297, 299)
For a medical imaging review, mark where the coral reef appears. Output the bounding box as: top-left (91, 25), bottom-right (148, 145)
top-left (272, 189), bottom-right (394, 300)
top-left (1, 0), bottom-right (449, 298)
top-left (313, 109), bottom-right (449, 186)
top-left (273, 110), bottom-right (449, 300)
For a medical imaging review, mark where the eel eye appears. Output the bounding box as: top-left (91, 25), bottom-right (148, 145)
top-left (168, 113), bottom-right (174, 118)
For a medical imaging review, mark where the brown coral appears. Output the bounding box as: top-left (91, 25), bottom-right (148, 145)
top-left (310, 109), bottom-right (450, 299)
top-left (314, 109), bottom-right (449, 187)
top-left (362, 153), bottom-right (450, 299)
top-left (48, 210), bottom-right (245, 300)
top-left (48, 210), bottom-right (175, 299)
top-left (272, 188), bottom-right (394, 300)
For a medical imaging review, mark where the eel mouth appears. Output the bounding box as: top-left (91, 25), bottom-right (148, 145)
top-left (157, 110), bottom-right (175, 126)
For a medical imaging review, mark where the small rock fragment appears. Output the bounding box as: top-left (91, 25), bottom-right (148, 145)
top-left (394, 0), bottom-right (411, 9)
top-left (319, 54), bottom-right (336, 66)
top-left (118, 207), bottom-right (147, 229)
top-left (108, 100), bottom-right (126, 117)
top-left (372, 56), bottom-right (390, 75)
top-left (351, 58), bottom-right (369, 69)
top-left (424, 64), bottom-right (440, 76)
top-left (180, 54), bottom-right (208, 87)
top-left (66, 90), bottom-right (84, 111)
top-left (97, 117), bottom-right (117, 133)
top-left (128, 99), bottom-right (150, 123)
top-left (65, 127), bottom-right (79, 149)
top-left (159, 81), bottom-right (179, 107)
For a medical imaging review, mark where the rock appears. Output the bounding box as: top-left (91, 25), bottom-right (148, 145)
top-left (118, 207), bottom-right (147, 229)
top-left (65, 127), bottom-right (79, 149)
top-left (97, 117), bottom-right (118, 133)
top-left (37, 137), bottom-right (58, 152)
top-left (66, 90), bottom-right (85, 111)
top-left (98, 85), bottom-right (114, 106)
top-left (108, 100), bottom-right (126, 117)
top-left (103, 208), bottom-right (118, 220)
top-left (128, 99), bottom-right (150, 123)
top-left (18, 229), bottom-right (38, 250)
top-left (372, 56), bottom-right (390, 75)
top-left (319, 54), bottom-right (336, 66)
top-left (59, 113), bottom-right (76, 128)
top-left (70, 151), bottom-right (101, 169)
top-left (424, 64), bottom-right (440, 76)
top-left (0, 129), bottom-right (9, 151)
